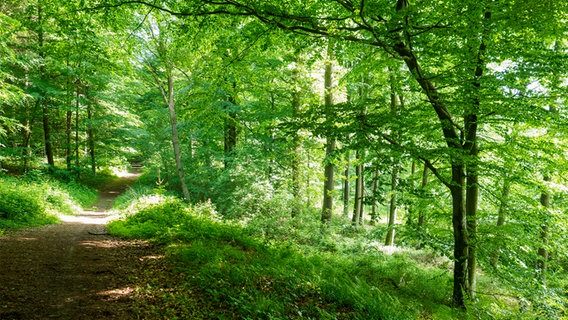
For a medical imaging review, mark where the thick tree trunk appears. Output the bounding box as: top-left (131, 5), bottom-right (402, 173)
top-left (465, 154), bottom-right (478, 298)
top-left (450, 168), bottom-right (468, 309)
top-left (321, 43), bottom-right (335, 226)
top-left (392, 39), bottom-right (470, 309)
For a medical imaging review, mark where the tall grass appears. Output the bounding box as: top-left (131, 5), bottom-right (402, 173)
top-left (0, 172), bottom-right (98, 231)
top-left (108, 194), bottom-right (494, 319)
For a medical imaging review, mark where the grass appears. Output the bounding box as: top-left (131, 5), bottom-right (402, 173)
top-left (0, 171), bottom-right (98, 231)
top-left (108, 194), bottom-right (533, 319)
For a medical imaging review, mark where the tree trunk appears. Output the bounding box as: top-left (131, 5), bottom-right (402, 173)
top-left (385, 165), bottom-right (398, 246)
top-left (464, 11), bottom-right (491, 298)
top-left (37, 4), bottom-right (54, 169)
top-left (465, 148), bottom-right (478, 298)
top-left (291, 64), bottom-right (302, 217)
top-left (224, 89), bottom-right (238, 170)
top-left (66, 109), bottom-right (72, 170)
top-left (537, 175), bottom-right (551, 283)
top-left (370, 168), bottom-right (379, 225)
top-left (358, 162), bottom-right (364, 223)
top-left (75, 84), bottom-right (80, 177)
top-left (165, 69), bottom-right (190, 202)
top-left (320, 42), bottom-right (335, 226)
top-left (352, 150), bottom-right (362, 225)
top-left (86, 99), bottom-right (96, 175)
top-left (418, 164), bottom-right (429, 229)
top-left (490, 173), bottom-right (510, 267)
top-left (537, 91), bottom-right (558, 283)
top-left (385, 71), bottom-right (400, 245)
top-left (42, 102), bottom-right (54, 168)
top-left (22, 100), bottom-right (36, 172)
top-left (343, 151), bottom-right (350, 217)
top-left (450, 168), bottom-right (468, 309)
top-left (392, 38), bottom-right (470, 309)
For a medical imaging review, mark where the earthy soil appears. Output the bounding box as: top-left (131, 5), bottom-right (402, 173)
top-left (0, 172), bottom-right (166, 320)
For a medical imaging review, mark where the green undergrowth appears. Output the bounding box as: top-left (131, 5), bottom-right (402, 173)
top-left (108, 195), bottom-right (527, 319)
top-left (0, 172), bottom-right (98, 232)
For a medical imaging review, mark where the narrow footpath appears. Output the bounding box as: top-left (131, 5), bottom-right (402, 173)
top-left (0, 171), bottom-right (163, 320)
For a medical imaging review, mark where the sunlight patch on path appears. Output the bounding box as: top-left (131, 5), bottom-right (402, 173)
top-left (59, 211), bottom-right (112, 225)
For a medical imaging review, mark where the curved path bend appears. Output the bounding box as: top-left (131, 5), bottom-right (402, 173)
top-left (0, 171), bottom-right (162, 320)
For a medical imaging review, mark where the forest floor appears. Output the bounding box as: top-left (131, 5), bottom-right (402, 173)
top-left (0, 170), bottom-right (168, 320)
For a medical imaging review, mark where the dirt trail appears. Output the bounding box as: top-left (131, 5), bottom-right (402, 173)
top-left (0, 171), bottom-right (162, 320)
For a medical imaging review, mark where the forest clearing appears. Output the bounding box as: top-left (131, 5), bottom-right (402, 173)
top-left (1, 0), bottom-right (567, 319)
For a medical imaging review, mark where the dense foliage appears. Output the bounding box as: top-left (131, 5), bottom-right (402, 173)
top-left (0, 172), bottom-right (97, 231)
top-left (109, 194), bottom-right (504, 319)
top-left (1, 0), bottom-right (567, 317)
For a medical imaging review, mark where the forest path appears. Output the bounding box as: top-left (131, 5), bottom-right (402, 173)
top-left (0, 169), bottom-right (162, 320)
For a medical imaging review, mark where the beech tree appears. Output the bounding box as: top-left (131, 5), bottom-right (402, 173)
top-left (91, 0), bottom-right (566, 308)
top-left (2, 0), bottom-right (564, 312)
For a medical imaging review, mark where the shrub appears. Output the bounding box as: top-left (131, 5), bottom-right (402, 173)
top-left (0, 174), bottom-right (95, 230)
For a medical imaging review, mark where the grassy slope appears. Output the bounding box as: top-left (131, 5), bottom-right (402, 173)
top-left (108, 194), bottom-right (531, 320)
top-left (0, 173), bottom-right (98, 232)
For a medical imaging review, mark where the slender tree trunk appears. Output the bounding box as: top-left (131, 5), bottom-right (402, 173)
top-left (358, 162), bottom-right (364, 223)
top-left (164, 69), bottom-right (190, 201)
top-left (37, 4), bottom-right (54, 169)
top-left (321, 43), bottom-right (335, 226)
top-left (385, 72), bottom-right (400, 245)
top-left (385, 165), bottom-right (398, 246)
top-left (22, 100), bottom-right (35, 172)
top-left (86, 99), bottom-right (96, 175)
top-left (66, 109), bottom-right (72, 170)
top-left (291, 65), bottom-right (302, 217)
top-left (224, 83), bottom-right (238, 170)
top-left (352, 150), bottom-right (362, 225)
top-left (370, 168), bottom-right (379, 225)
top-left (75, 84), bottom-right (80, 177)
top-left (537, 174), bottom-right (550, 282)
top-left (464, 10), bottom-right (491, 298)
top-left (536, 77), bottom-right (558, 282)
top-left (343, 151), bottom-right (350, 217)
top-left (490, 173), bottom-right (510, 267)
top-left (65, 56), bottom-right (72, 171)
top-left (42, 102), bottom-right (54, 167)
top-left (418, 164), bottom-right (429, 229)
